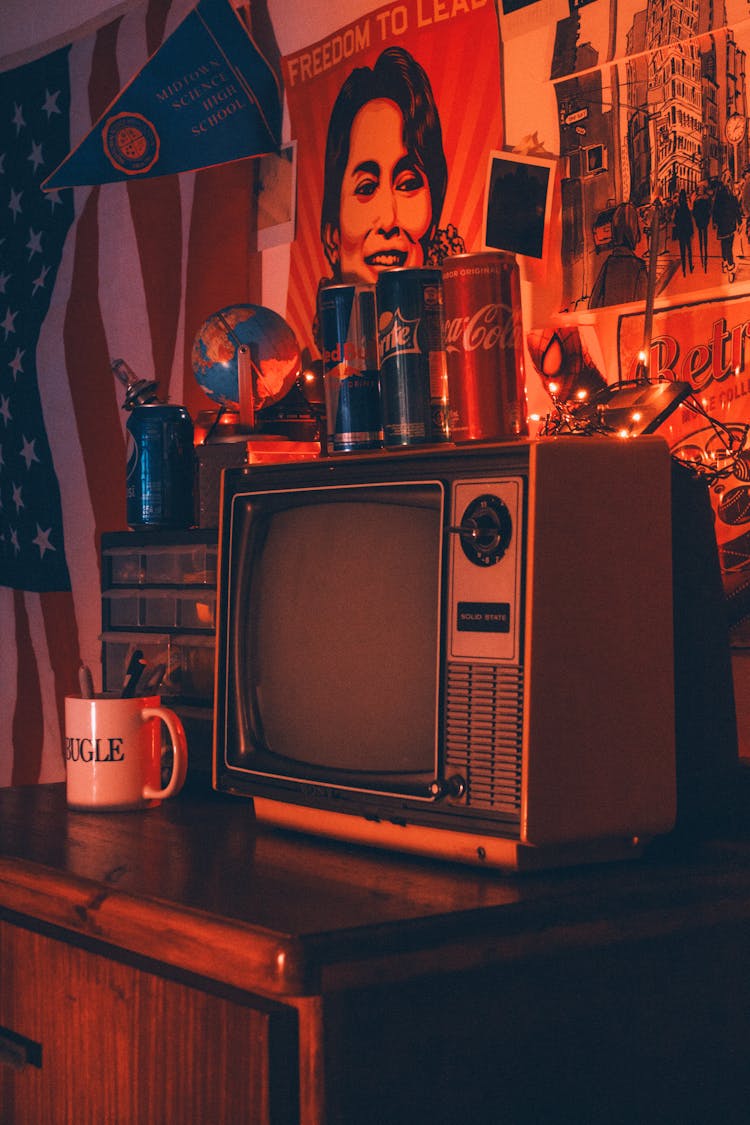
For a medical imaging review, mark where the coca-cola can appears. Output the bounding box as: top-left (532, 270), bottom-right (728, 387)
top-left (441, 251), bottom-right (527, 442)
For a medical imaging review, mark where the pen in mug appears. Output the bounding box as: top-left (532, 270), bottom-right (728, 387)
top-left (136, 661), bottom-right (167, 695)
top-left (78, 664), bottom-right (95, 699)
top-left (121, 649), bottom-right (146, 698)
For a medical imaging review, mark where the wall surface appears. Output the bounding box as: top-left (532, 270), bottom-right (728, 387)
top-left (1, 0), bottom-right (139, 71)
top-left (0, 0), bottom-right (746, 783)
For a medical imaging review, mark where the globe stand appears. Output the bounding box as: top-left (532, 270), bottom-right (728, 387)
top-left (237, 342), bottom-right (256, 431)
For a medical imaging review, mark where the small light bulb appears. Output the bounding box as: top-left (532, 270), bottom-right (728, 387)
top-left (631, 410), bottom-right (642, 423)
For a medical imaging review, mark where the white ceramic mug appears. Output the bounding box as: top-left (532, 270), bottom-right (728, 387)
top-left (64, 694), bottom-right (188, 811)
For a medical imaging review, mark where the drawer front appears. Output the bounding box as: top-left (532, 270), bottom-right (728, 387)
top-left (0, 920), bottom-right (297, 1125)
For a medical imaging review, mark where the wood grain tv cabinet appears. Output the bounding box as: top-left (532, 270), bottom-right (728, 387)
top-left (2, 783), bottom-right (750, 1124)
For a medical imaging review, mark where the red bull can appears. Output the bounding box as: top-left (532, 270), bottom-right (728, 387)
top-left (376, 268), bottom-right (449, 447)
top-left (318, 283), bottom-right (382, 454)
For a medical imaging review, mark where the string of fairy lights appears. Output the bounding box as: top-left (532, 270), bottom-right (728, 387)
top-left (532, 377), bottom-right (750, 486)
top-left (675, 395), bottom-right (750, 485)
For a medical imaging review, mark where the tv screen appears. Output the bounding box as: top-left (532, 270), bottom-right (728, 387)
top-left (226, 484), bottom-right (444, 784)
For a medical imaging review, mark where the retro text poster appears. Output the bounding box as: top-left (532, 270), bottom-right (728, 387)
top-left (618, 297), bottom-right (750, 616)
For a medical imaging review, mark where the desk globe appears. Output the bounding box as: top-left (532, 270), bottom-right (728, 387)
top-left (191, 304), bottom-right (300, 412)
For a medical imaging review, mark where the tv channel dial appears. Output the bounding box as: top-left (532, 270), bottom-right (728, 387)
top-left (458, 494), bottom-right (512, 566)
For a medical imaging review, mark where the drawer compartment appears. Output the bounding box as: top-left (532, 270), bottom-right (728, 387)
top-left (103, 589), bottom-right (216, 631)
top-left (101, 632), bottom-right (215, 703)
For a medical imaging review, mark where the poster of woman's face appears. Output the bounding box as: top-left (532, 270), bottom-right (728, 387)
top-left (282, 0), bottom-right (502, 356)
top-left (320, 48), bottom-right (446, 286)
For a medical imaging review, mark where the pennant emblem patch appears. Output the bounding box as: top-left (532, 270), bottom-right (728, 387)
top-left (102, 113), bottom-right (161, 176)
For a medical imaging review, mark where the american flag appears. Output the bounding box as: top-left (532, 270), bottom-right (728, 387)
top-left (0, 0), bottom-right (258, 785)
top-left (0, 47), bottom-right (74, 593)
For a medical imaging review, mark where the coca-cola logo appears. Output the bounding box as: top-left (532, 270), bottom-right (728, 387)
top-left (378, 307), bottom-right (421, 362)
top-left (444, 302), bottom-right (519, 353)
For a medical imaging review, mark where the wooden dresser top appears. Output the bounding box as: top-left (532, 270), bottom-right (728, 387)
top-left (2, 782), bottom-right (750, 998)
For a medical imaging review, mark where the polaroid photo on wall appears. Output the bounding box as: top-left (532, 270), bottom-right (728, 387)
top-left (483, 150), bottom-right (556, 260)
top-left (255, 142), bottom-right (297, 251)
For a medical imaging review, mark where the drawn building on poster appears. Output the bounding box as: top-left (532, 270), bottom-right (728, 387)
top-left (553, 0), bottom-right (749, 310)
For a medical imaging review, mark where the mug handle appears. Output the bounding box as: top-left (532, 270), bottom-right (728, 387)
top-left (140, 705), bottom-right (188, 800)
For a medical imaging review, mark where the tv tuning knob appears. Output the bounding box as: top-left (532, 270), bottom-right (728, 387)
top-left (458, 494), bottom-right (512, 566)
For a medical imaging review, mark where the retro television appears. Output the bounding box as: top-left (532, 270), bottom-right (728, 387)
top-left (213, 436), bottom-right (737, 871)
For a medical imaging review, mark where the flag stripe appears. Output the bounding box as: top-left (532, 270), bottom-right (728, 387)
top-left (40, 589), bottom-right (82, 780)
top-left (146, 0), bottom-right (173, 57)
top-left (88, 16), bottom-right (123, 120)
top-left (11, 589), bottom-right (43, 785)
top-left (128, 176), bottom-right (184, 399)
top-left (63, 184), bottom-right (127, 540)
top-left (0, 589), bottom-right (19, 784)
top-left (182, 158), bottom-right (261, 421)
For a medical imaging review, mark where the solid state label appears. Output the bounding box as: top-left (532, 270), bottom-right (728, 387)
top-left (456, 601), bottom-right (511, 633)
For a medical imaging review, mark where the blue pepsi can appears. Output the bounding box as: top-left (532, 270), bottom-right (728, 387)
top-left (318, 283), bottom-right (382, 454)
top-left (376, 267), bottom-right (449, 446)
top-left (126, 404), bottom-right (194, 528)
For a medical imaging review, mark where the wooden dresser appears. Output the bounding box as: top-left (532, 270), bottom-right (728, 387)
top-left (2, 782), bottom-right (750, 1124)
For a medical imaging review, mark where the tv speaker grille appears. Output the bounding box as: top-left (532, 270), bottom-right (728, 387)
top-left (445, 663), bottom-right (524, 813)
